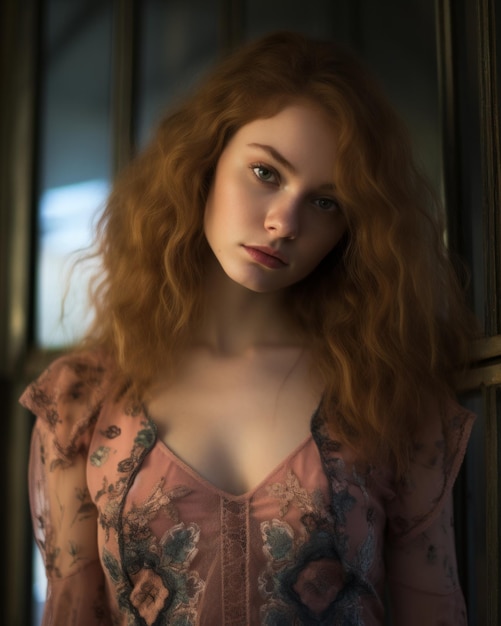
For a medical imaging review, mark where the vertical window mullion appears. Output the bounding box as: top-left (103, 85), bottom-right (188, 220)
top-left (477, 0), bottom-right (501, 623)
top-left (111, 0), bottom-right (140, 175)
top-left (1, 1), bottom-right (41, 624)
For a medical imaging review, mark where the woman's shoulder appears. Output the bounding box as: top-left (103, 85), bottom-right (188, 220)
top-left (20, 350), bottom-right (113, 462)
top-left (315, 396), bottom-right (475, 543)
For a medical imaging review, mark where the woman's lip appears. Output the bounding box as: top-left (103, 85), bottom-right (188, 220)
top-left (243, 245), bottom-right (289, 268)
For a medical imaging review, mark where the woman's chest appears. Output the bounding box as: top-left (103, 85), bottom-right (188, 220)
top-left (144, 348), bottom-right (322, 495)
top-left (86, 406), bottom-right (387, 625)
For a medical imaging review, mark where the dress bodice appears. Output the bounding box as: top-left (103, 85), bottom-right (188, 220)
top-left (22, 353), bottom-right (475, 625)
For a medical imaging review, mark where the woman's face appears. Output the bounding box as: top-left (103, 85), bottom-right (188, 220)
top-left (204, 103), bottom-right (347, 293)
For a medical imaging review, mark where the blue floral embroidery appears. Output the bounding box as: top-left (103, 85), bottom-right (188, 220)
top-left (103, 522), bottom-right (204, 626)
top-left (259, 410), bottom-right (377, 625)
top-left (262, 519), bottom-right (295, 562)
top-left (284, 531), bottom-right (372, 625)
top-left (90, 445), bottom-right (111, 467)
top-left (260, 518), bottom-right (372, 625)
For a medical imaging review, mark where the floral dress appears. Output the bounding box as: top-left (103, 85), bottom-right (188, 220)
top-left (22, 353), bottom-right (475, 626)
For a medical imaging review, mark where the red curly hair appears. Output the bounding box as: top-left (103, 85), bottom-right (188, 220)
top-left (80, 32), bottom-right (474, 474)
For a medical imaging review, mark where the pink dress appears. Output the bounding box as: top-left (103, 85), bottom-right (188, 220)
top-left (22, 353), bottom-right (475, 626)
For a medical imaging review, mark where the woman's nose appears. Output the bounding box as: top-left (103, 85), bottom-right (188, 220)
top-left (264, 196), bottom-right (300, 239)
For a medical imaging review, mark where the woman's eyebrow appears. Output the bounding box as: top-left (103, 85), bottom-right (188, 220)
top-left (247, 143), bottom-right (297, 174)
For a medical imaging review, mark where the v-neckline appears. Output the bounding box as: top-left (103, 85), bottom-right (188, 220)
top-left (142, 404), bottom-right (320, 500)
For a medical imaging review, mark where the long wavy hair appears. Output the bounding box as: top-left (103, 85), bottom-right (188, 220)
top-left (81, 31), bottom-right (475, 474)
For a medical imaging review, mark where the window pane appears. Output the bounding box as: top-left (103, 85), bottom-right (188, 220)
top-left (246, 1), bottom-right (440, 192)
top-left (137, 0), bottom-right (220, 146)
top-left (32, 544), bottom-right (46, 626)
top-left (245, 0), bottom-right (336, 39)
top-left (348, 1), bottom-right (441, 191)
top-left (36, 0), bottom-right (113, 348)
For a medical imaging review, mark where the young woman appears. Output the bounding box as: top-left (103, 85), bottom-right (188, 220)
top-left (23, 32), bottom-right (476, 625)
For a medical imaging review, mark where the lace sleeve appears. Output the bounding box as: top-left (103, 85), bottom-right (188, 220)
top-left (384, 399), bottom-right (475, 625)
top-left (23, 355), bottom-right (112, 625)
top-left (386, 400), bottom-right (475, 544)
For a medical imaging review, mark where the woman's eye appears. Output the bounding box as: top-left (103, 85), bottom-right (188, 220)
top-left (313, 197), bottom-right (340, 212)
top-left (251, 164), bottom-right (278, 184)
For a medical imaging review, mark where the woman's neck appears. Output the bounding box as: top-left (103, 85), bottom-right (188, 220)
top-left (195, 257), bottom-right (303, 356)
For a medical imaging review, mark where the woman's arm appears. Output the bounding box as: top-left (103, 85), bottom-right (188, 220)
top-left (385, 492), bottom-right (467, 625)
top-left (384, 399), bottom-right (475, 625)
top-left (24, 355), bottom-right (112, 625)
top-left (30, 416), bottom-right (111, 626)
